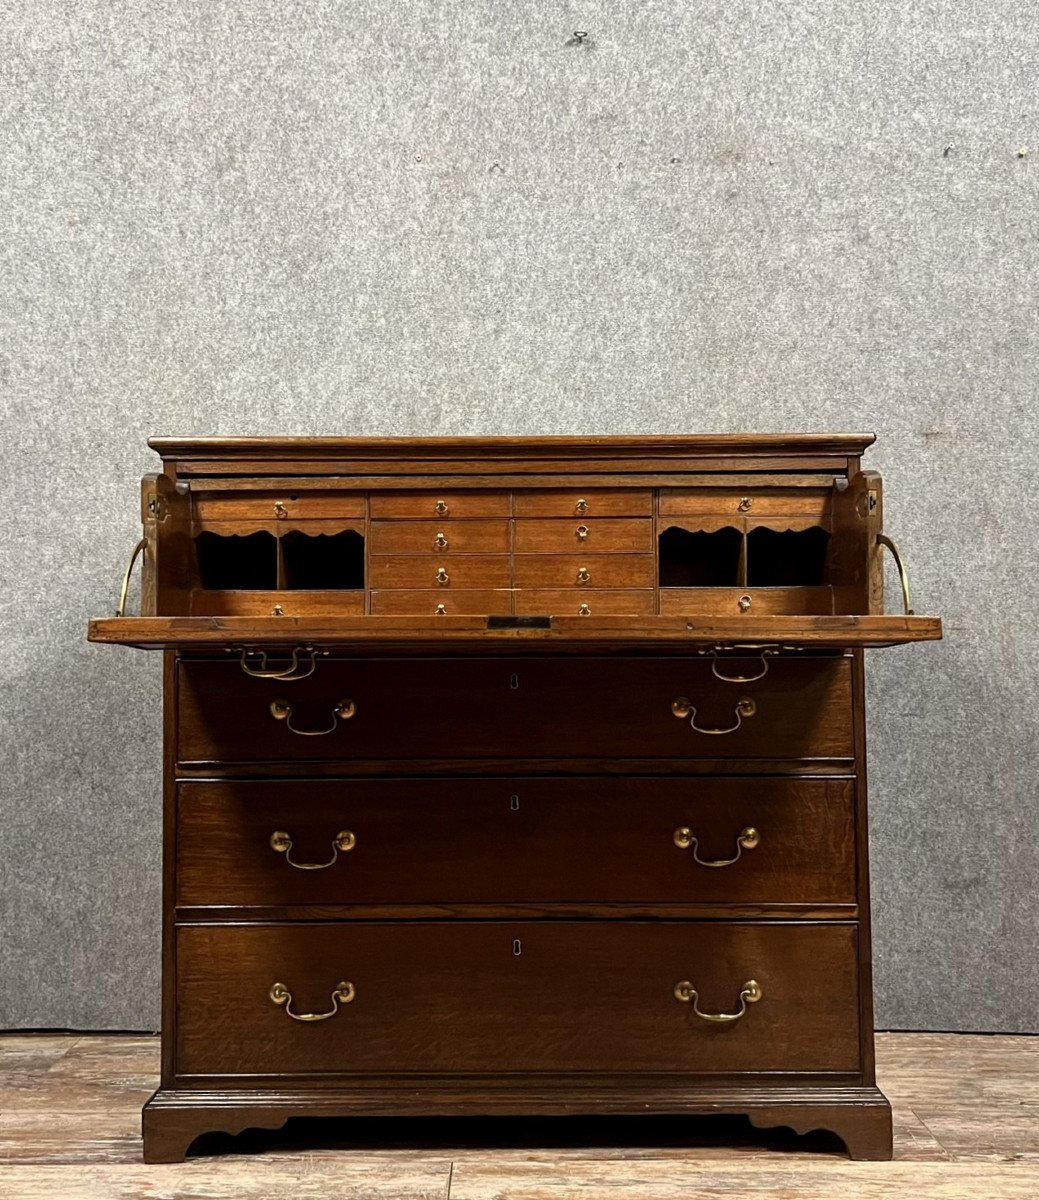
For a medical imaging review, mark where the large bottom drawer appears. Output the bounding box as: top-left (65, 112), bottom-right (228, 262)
top-left (175, 921), bottom-right (861, 1077)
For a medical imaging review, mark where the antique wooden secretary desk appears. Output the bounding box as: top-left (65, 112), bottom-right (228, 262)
top-left (88, 435), bottom-right (941, 1162)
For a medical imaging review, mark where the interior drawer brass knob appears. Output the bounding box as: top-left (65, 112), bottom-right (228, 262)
top-left (673, 826), bottom-right (760, 866)
top-left (578, 603), bottom-right (591, 616)
top-left (274, 501), bottom-right (288, 518)
top-left (576, 567), bottom-right (591, 584)
top-left (434, 531), bottom-right (449, 549)
top-left (575, 498), bottom-right (589, 513)
top-left (269, 980), bottom-right (355, 1022)
top-left (737, 496), bottom-right (752, 512)
top-left (576, 524), bottom-right (590, 541)
top-left (671, 696), bottom-right (756, 735)
top-left (674, 979), bottom-right (763, 1022)
top-left (436, 567), bottom-right (450, 585)
top-left (270, 829), bottom-right (356, 870)
top-left (738, 594), bottom-right (752, 612)
top-left (270, 698), bottom-right (357, 736)
top-left (434, 499), bottom-right (449, 515)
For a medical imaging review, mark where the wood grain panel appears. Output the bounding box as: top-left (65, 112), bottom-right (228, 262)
top-left (369, 521), bottom-right (510, 555)
top-left (514, 589), bottom-right (655, 616)
top-left (367, 556), bottom-right (511, 590)
top-left (514, 520), bottom-right (653, 554)
top-left (513, 554), bottom-right (654, 589)
top-left (368, 492), bottom-right (510, 519)
top-left (176, 655), bottom-right (854, 764)
top-left (174, 922), bottom-right (861, 1076)
top-left (175, 777), bottom-right (856, 908)
top-left (513, 490), bottom-right (653, 517)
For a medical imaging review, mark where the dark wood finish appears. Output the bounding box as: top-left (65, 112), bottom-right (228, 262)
top-left (175, 655), bottom-right (854, 765)
top-left (175, 777), bottom-right (856, 908)
top-left (87, 435), bottom-right (944, 1162)
top-left (174, 921), bottom-right (861, 1077)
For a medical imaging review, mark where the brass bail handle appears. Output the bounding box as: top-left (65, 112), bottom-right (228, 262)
top-left (270, 698), bottom-right (357, 736)
top-left (674, 979), bottom-right (763, 1022)
top-left (116, 538), bottom-right (148, 617)
top-left (269, 980), bottom-right (355, 1022)
top-left (709, 648), bottom-right (776, 683)
top-left (238, 647), bottom-right (320, 681)
top-left (876, 534), bottom-right (914, 615)
top-left (673, 826), bottom-right (760, 867)
top-left (270, 829), bottom-right (356, 870)
top-left (671, 696), bottom-right (756, 735)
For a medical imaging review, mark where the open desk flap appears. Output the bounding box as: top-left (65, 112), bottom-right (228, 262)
top-left (88, 613), bottom-right (942, 652)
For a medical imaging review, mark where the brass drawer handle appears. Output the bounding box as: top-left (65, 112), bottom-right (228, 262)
top-left (434, 531), bottom-right (448, 549)
top-left (269, 980), bottom-right (355, 1022)
top-left (575, 498), bottom-right (589, 514)
top-left (578, 603), bottom-right (591, 616)
top-left (435, 603), bottom-right (447, 615)
top-left (737, 496), bottom-right (752, 512)
top-left (576, 566), bottom-right (591, 584)
top-left (876, 534), bottom-right (914, 615)
top-left (709, 648), bottom-right (775, 683)
top-left (576, 524), bottom-right (590, 541)
top-left (238, 647), bottom-right (318, 680)
top-left (671, 696), bottom-right (756, 735)
top-left (274, 501), bottom-right (288, 518)
top-left (673, 826), bottom-right (760, 867)
top-left (738, 594), bottom-right (752, 612)
top-left (674, 979), bottom-right (762, 1022)
top-left (436, 566), bottom-right (450, 585)
top-left (270, 699), bottom-right (357, 735)
top-left (270, 829), bottom-right (356, 870)
top-left (435, 499), bottom-right (449, 515)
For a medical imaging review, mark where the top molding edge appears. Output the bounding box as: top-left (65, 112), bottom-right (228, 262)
top-left (148, 434), bottom-right (877, 461)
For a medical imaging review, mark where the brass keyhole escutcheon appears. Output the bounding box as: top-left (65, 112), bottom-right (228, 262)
top-left (738, 594), bottom-right (752, 612)
top-left (435, 499), bottom-right (449, 515)
top-left (576, 567), bottom-right (591, 584)
top-left (436, 566), bottom-right (450, 585)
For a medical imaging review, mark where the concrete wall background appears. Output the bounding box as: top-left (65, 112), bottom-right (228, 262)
top-left (1, 1), bottom-right (1036, 1031)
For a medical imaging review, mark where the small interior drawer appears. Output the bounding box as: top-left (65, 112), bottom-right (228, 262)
top-left (369, 589), bottom-right (512, 616)
top-left (369, 520), bottom-right (510, 555)
top-left (659, 490), bottom-right (832, 520)
top-left (368, 492), bottom-right (510, 519)
top-left (513, 490), bottom-right (653, 518)
top-left (368, 555), bottom-right (511, 590)
top-left (512, 554), bottom-right (654, 589)
top-left (514, 589), bottom-right (655, 616)
top-left (514, 519), bottom-right (653, 554)
top-left (193, 493), bottom-right (366, 521)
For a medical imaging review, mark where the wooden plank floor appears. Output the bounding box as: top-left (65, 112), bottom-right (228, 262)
top-left (0, 1033), bottom-right (1036, 1198)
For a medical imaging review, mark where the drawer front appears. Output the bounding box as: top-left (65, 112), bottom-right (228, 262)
top-left (193, 493), bottom-right (367, 522)
top-left (660, 587), bottom-right (834, 617)
top-left (513, 490), bottom-right (653, 518)
top-left (190, 591), bottom-right (366, 618)
top-left (369, 520), bottom-right (510, 555)
top-left (659, 490), bottom-right (832, 520)
top-left (369, 589), bottom-right (512, 616)
top-left (513, 554), bottom-right (654, 589)
top-left (175, 921), bottom-right (861, 1077)
top-left (176, 778), bottom-right (855, 908)
top-left (176, 656), bottom-right (853, 764)
top-left (368, 555), bottom-right (511, 590)
top-left (514, 519), bottom-right (653, 554)
top-left (369, 492), bottom-right (510, 519)
top-left (515, 589), bottom-right (655, 616)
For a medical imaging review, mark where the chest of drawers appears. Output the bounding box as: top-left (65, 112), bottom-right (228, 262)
top-left (89, 435), bottom-right (941, 1162)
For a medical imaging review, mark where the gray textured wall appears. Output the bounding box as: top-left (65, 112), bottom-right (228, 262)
top-left (1, 2), bottom-right (1036, 1033)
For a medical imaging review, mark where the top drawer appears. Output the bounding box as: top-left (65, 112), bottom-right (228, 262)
top-left (513, 490), bottom-right (653, 517)
top-left (368, 492), bottom-right (510, 519)
top-left (176, 655), bottom-right (854, 765)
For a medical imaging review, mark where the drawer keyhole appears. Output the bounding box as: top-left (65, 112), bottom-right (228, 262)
top-left (512, 939), bottom-right (522, 957)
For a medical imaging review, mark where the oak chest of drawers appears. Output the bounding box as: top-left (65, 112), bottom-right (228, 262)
top-left (89, 435), bottom-right (942, 1162)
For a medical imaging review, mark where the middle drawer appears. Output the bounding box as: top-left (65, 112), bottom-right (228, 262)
top-left (176, 777), bottom-right (855, 908)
